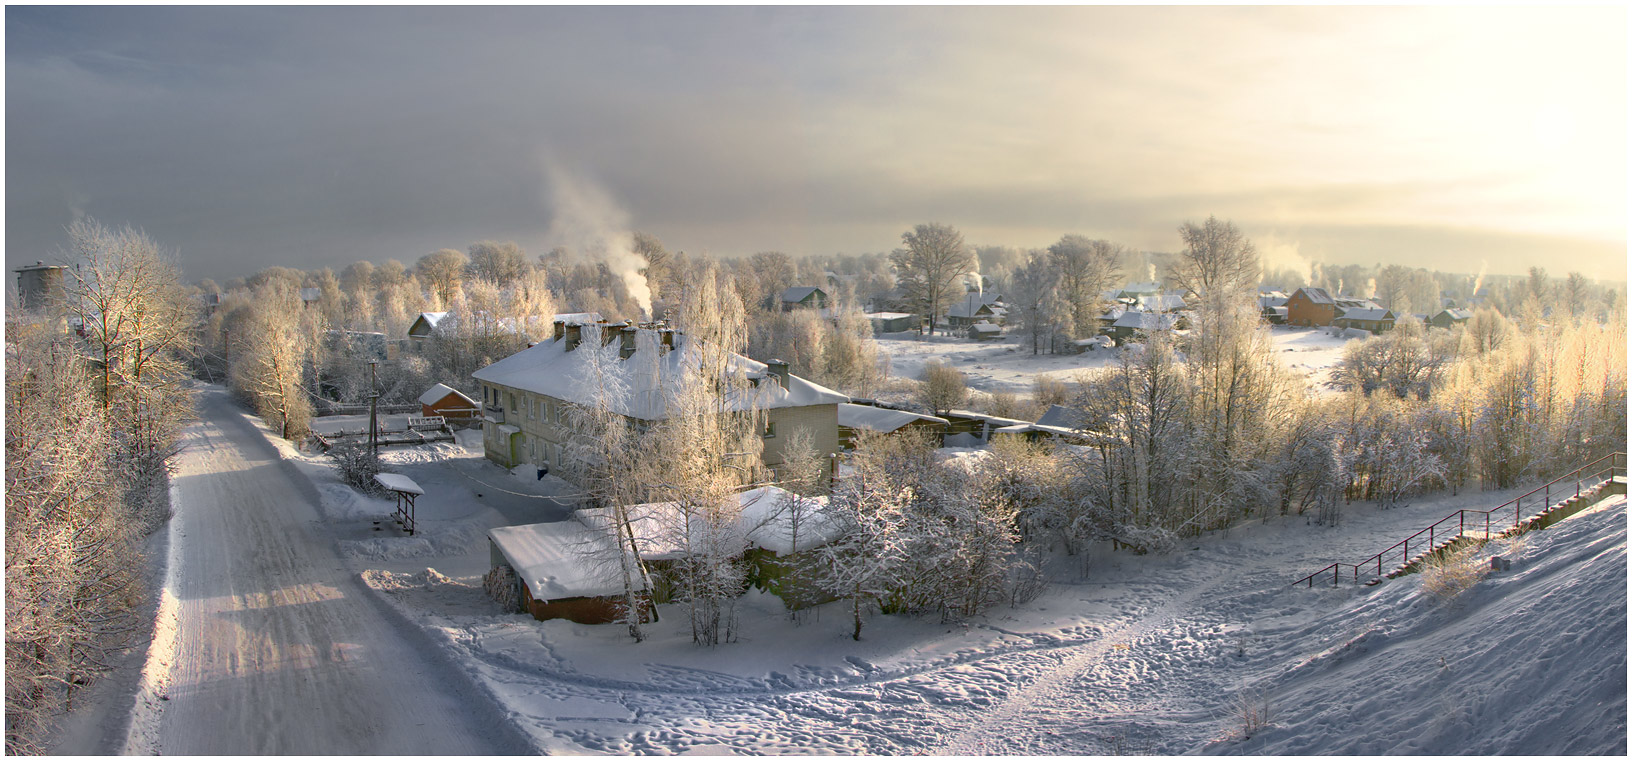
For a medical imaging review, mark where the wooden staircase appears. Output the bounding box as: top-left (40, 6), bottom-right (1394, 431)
top-left (1296, 452), bottom-right (1626, 588)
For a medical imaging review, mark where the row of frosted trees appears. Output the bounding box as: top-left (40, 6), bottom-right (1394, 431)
top-left (6, 221), bottom-right (195, 752)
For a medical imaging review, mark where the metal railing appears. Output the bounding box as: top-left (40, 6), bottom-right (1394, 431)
top-left (1295, 452), bottom-right (1625, 588)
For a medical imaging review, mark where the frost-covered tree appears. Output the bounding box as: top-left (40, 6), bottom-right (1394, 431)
top-left (5, 319), bottom-right (145, 752)
top-left (466, 240), bottom-right (527, 287)
top-left (230, 281), bottom-right (312, 439)
top-left (1047, 235), bottom-right (1122, 339)
top-left (891, 223), bottom-right (973, 336)
top-left (416, 248), bottom-right (468, 307)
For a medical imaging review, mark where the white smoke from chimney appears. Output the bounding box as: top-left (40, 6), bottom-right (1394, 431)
top-left (540, 158), bottom-right (652, 318)
top-left (967, 248), bottom-right (982, 295)
top-left (1366, 278), bottom-right (1377, 299)
top-left (1147, 262), bottom-right (1156, 285)
top-left (1472, 259), bottom-right (1489, 296)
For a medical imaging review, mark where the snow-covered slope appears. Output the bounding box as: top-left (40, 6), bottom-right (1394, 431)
top-left (1209, 496), bottom-right (1627, 755)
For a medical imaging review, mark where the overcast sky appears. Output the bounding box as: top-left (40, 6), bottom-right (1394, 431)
top-left (6, 6), bottom-right (1626, 284)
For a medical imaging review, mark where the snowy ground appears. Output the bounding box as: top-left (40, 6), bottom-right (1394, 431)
top-left (877, 325), bottom-right (1356, 396)
top-left (332, 424), bottom-right (1626, 755)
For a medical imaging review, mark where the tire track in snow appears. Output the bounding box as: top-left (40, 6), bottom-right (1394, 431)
top-left (934, 573), bottom-right (1224, 755)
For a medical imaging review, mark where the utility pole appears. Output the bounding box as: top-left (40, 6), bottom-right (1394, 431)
top-left (222, 328), bottom-right (230, 376)
top-left (368, 361), bottom-right (379, 457)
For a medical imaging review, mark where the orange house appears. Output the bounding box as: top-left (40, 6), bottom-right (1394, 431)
top-left (1285, 288), bottom-right (1341, 327)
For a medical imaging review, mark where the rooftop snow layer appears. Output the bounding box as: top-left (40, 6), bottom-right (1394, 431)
top-left (488, 520), bottom-right (630, 599)
top-left (838, 403), bottom-right (948, 433)
top-left (472, 328), bottom-right (848, 421)
top-left (418, 383), bottom-right (477, 408)
top-left (372, 473), bottom-right (424, 495)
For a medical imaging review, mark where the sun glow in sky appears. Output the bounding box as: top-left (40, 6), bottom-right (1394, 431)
top-left (5, 6), bottom-right (1626, 282)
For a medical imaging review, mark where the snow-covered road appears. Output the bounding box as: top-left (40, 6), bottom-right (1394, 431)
top-left (139, 389), bottom-right (529, 754)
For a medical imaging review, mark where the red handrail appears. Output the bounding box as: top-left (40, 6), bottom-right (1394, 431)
top-left (1295, 452), bottom-right (1624, 587)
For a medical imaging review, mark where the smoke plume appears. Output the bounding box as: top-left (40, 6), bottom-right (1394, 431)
top-left (1472, 259), bottom-right (1489, 296)
top-left (540, 158), bottom-right (652, 318)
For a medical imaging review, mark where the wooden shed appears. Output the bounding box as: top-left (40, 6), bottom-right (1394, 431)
top-left (418, 383), bottom-right (481, 422)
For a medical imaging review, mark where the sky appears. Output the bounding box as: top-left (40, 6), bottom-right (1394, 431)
top-left (6, 6), bottom-right (1627, 284)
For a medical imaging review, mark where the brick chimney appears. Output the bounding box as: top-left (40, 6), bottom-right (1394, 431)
top-left (658, 328), bottom-right (676, 355)
top-left (563, 323), bottom-right (582, 351)
top-left (553, 319), bottom-right (566, 341)
top-left (619, 326), bottom-right (638, 359)
top-left (766, 359), bottom-right (790, 389)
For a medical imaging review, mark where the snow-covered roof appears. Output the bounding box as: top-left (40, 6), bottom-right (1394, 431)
top-left (372, 473), bottom-right (424, 495)
top-left (299, 287), bottom-right (321, 302)
top-left (980, 293), bottom-right (1004, 305)
top-left (419, 382), bottom-right (478, 408)
top-left (1434, 308), bottom-right (1473, 322)
top-left (488, 520), bottom-right (631, 599)
top-left (553, 312), bottom-right (603, 326)
top-left (1338, 308), bottom-right (1395, 322)
top-left (1112, 311), bottom-right (1177, 331)
top-left (944, 409), bottom-right (1031, 427)
top-left (472, 327), bottom-right (848, 421)
top-left (1137, 294), bottom-right (1188, 312)
top-left (410, 312), bottom-right (450, 335)
top-left (866, 312), bottom-right (917, 320)
top-left (780, 286), bottom-right (825, 304)
top-left (575, 485), bottom-right (839, 559)
top-left (1073, 335), bottom-right (1114, 348)
top-left (970, 323), bottom-right (1002, 334)
top-left (947, 296), bottom-right (993, 319)
top-left (1120, 281), bottom-right (1162, 295)
top-left (838, 403), bottom-right (948, 434)
top-left (1293, 287), bottom-right (1334, 305)
top-left (1035, 404), bottom-right (1086, 430)
top-left (1259, 294), bottom-right (1289, 308)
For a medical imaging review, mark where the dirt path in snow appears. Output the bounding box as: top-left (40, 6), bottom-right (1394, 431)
top-left (140, 390), bottom-right (529, 754)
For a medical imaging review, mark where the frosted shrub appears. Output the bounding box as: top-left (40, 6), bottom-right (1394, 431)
top-left (1230, 687), bottom-right (1275, 738)
top-left (328, 443), bottom-right (386, 496)
top-left (1420, 545), bottom-right (1488, 602)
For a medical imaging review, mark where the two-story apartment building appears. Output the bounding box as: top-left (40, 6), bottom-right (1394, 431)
top-left (471, 319), bottom-right (847, 488)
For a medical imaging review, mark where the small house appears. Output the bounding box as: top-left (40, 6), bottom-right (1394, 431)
top-left (1428, 308), bottom-right (1473, 330)
top-left (866, 311), bottom-right (919, 334)
top-left (419, 383), bottom-right (481, 422)
top-left (1107, 311), bottom-right (1177, 344)
top-left (947, 294), bottom-right (1001, 327)
top-left (1285, 288), bottom-right (1339, 327)
top-left (407, 311), bottom-right (450, 342)
top-left (1332, 307), bottom-right (1396, 334)
top-left (968, 322), bottom-right (1003, 341)
top-left (778, 286), bottom-right (828, 312)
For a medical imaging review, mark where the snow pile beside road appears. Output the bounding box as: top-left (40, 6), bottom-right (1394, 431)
top-left (1210, 496), bottom-right (1627, 755)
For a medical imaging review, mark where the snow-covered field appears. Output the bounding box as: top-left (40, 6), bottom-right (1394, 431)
top-left (877, 325), bottom-right (1356, 395)
top-left (306, 424), bottom-right (1625, 753)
